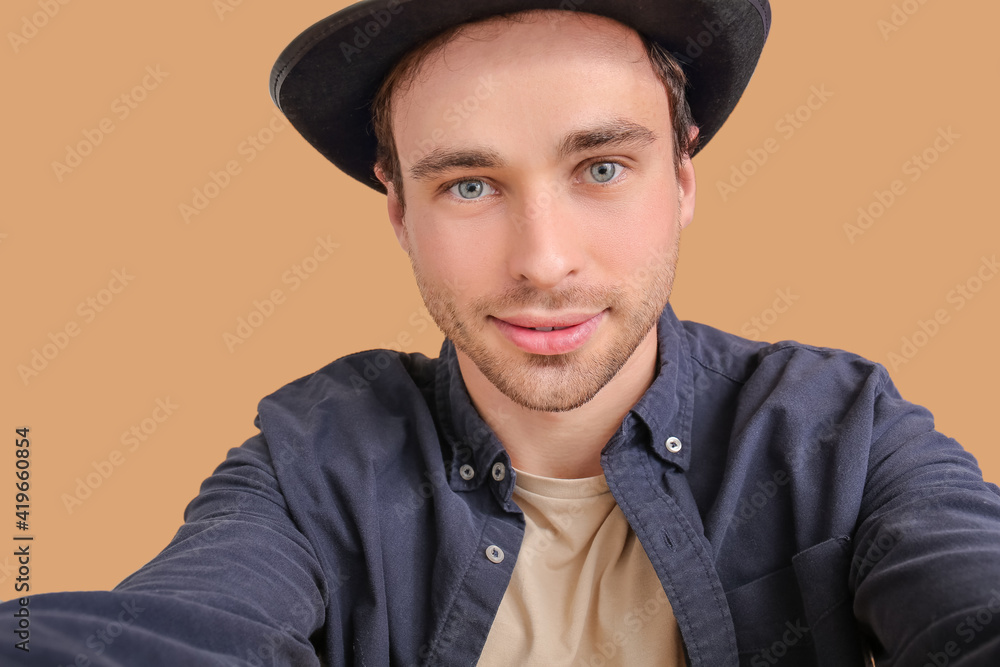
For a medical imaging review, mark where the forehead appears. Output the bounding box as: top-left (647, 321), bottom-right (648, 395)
top-left (389, 11), bottom-right (670, 167)
top-left (428, 9), bottom-right (644, 64)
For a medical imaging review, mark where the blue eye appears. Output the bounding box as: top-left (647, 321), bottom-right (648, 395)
top-left (448, 180), bottom-right (496, 200)
top-left (589, 162), bottom-right (622, 184)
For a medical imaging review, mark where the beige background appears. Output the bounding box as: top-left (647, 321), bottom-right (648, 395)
top-left (2, 0), bottom-right (997, 596)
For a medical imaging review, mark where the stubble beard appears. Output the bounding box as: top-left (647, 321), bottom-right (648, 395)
top-left (408, 227), bottom-right (680, 413)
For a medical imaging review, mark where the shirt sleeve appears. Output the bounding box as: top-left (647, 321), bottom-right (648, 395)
top-left (0, 433), bottom-right (328, 666)
top-left (850, 368), bottom-right (1000, 665)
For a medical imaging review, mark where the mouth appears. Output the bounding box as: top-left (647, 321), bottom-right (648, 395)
top-left (491, 310), bottom-right (607, 355)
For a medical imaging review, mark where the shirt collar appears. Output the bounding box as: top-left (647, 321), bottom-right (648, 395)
top-left (629, 303), bottom-right (694, 472)
top-left (435, 303), bottom-right (694, 492)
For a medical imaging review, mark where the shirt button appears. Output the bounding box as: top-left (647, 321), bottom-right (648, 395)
top-left (486, 545), bottom-right (505, 563)
top-left (665, 437), bottom-right (683, 453)
top-left (491, 462), bottom-right (506, 481)
top-left (459, 464), bottom-right (475, 480)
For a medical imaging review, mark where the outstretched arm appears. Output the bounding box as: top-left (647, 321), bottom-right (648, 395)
top-left (0, 433), bottom-right (329, 666)
top-left (852, 374), bottom-right (1000, 665)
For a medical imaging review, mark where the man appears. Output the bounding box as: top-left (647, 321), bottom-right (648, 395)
top-left (4, 0), bottom-right (1000, 665)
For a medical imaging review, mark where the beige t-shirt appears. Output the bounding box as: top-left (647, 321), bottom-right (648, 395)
top-left (478, 467), bottom-right (685, 666)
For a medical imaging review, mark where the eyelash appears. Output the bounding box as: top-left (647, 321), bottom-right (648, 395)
top-left (440, 159), bottom-right (628, 201)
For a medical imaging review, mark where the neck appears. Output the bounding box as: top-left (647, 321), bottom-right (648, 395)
top-left (456, 327), bottom-right (660, 479)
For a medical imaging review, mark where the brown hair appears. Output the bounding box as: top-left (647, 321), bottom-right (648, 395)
top-left (370, 10), bottom-right (698, 210)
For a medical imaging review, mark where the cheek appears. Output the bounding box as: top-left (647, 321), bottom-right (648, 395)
top-left (577, 192), bottom-right (679, 276)
top-left (408, 220), bottom-right (500, 296)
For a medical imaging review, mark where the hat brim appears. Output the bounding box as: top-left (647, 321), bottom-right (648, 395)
top-left (270, 0), bottom-right (771, 194)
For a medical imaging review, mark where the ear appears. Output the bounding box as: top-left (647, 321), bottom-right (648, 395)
top-left (374, 164), bottom-right (410, 253)
top-left (676, 126), bottom-right (699, 230)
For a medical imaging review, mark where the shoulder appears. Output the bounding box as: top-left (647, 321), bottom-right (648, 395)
top-left (254, 348), bottom-right (441, 456)
top-left (679, 318), bottom-right (891, 407)
top-left (264, 348), bottom-right (437, 405)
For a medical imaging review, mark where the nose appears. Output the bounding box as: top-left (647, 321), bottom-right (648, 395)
top-left (504, 187), bottom-right (585, 290)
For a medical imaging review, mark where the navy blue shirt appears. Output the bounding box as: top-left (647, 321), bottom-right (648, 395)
top-left (4, 305), bottom-right (1000, 666)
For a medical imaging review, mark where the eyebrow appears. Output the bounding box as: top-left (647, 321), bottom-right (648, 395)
top-left (407, 119), bottom-right (658, 183)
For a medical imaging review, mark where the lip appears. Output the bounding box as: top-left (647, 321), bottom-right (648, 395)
top-left (491, 310), bottom-right (607, 355)
top-left (498, 312), bottom-right (599, 328)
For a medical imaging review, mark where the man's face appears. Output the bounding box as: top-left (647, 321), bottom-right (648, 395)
top-left (378, 10), bottom-right (696, 413)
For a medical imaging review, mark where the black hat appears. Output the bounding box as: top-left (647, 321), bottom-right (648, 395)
top-left (270, 0), bottom-right (771, 194)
